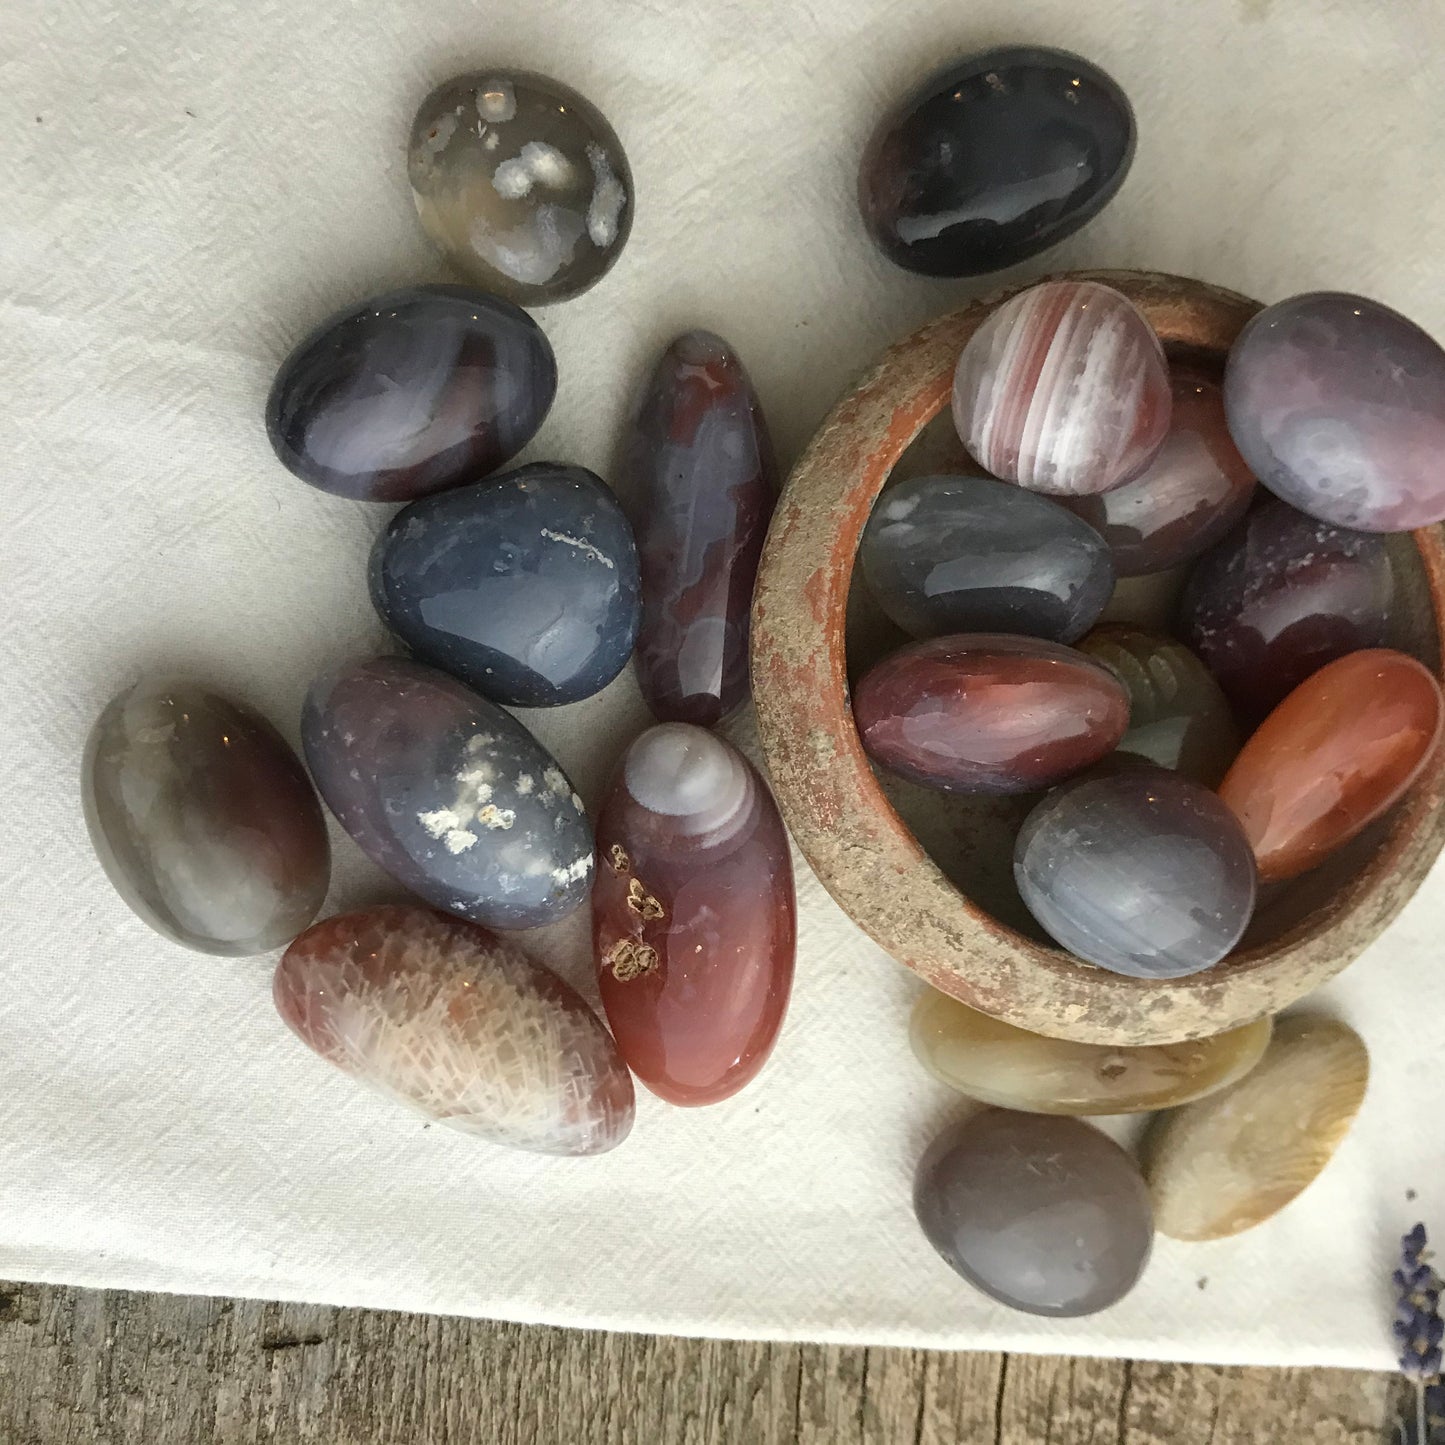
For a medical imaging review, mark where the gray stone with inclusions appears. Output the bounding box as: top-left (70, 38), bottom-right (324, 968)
top-left (1014, 767), bottom-right (1257, 979)
top-left (914, 1109), bottom-right (1154, 1317)
top-left (301, 657), bottom-right (594, 930)
top-left (370, 463), bottom-right (640, 708)
top-left (83, 678), bottom-right (330, 955)
top-left (860, 474), bottom-right (1114, 642)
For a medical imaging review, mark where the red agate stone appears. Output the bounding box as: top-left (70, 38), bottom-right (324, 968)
top-left (592, 723), bottom-right (796, 1106)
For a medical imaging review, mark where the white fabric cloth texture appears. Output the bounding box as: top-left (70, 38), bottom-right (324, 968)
top-left (3, 0), bottom-right (1443, 1369)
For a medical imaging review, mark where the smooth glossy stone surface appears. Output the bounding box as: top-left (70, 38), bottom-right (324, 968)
top-left (409, 71), bottom-right (632, 306)
top-left (276, 906), bottom-right (633, 1155)
top-left (1062, 366), bottom-right (1256, 574)
top-left (266, 285), bottom-right (556, 502)
top-left (302, 658), bottom-right (593, 928)
top-left (1177, 497), bottom-right (1394, 724)
top-left (854, 634), bottom-right (1128, 794)
top-left (370, 463), bottom-right (640, 707)
top-left (1078, 626), bottom-right (1241, 786)
top-left (593, 724), bottom-right (795, 1106)
top-left (83, 679), bottom-right (330, 955)
top-left (1143, 1016), bottom-right (1367, 1240)
top-left (1015, 768), bottom-right (1257, 978)
top-left (953, 280), bottom-right (1171, 496)
top-left (1225, 292), bottom-right (1445, 532)
top-left (625, 331), bottom-right (778, 726)
top-left (1218, 649), bottom-right (1443, 882)
top-left (860, 474), bottom-right (1114, 643)
top-left (912, 989), bottom-right (1272, 1115)
top-left (858, 47), bottom-right (1134, 278)
top-left (915, 1110), bottom-right (1153, 1317)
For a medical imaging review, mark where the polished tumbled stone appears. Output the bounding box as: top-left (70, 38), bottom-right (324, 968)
top-left (266, 285), bottom-right (556, 502)
top-left (371, 463), bottom-right (640, 708)
top-left (858, 46), bottom-right (1135, 277)
top-left (302, 657), bottom-right (593, 929)
top-left (915, 1109), bottom-right (1153, 1317)
top-left (860, 474), bottom-right (1114, 643)
top-left (1015, 767), bottom-right (1257, 978)
top-left (409, 70), bottom-right (632, 306)
top-left (953, 280), bottom-right (1172, 495)
top-left (83, 678), bottom-right (330, 955)
top-left (1225, 292), bottom-right (1445, 532)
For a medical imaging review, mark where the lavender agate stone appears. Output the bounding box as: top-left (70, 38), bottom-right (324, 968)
top-left (302, 657), bottom-right (593, 929)
top-left (1178, 497), bottom-right (1393, 725)
top-left (266, 286), bottom-right (556, 502)
top-left (858, 47), bottom-right (1135, 278)
top-left (953, 280), bottom-right (1171, 496)
top-left (1015, 768), bottom-right (1257, 979)
top-left (860, 474), bottom-right (1113, 643)
top-left (624, 331), bottom-right (777, 726)
top-left (915, 1110), bottom-right (1153, 1317)
top-left (1225, 292), bottom-right (1445, 532)
top-left (83, 679), bottom-right (330, 955)
top-left (370, 464), bottom-right (640, 707)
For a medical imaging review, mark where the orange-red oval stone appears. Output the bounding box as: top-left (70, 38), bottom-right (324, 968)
top-left (1218, 649), bottom-right (1443, 881)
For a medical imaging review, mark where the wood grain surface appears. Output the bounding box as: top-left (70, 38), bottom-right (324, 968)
top-left (0, 1281), bottom-right (1400, 1443)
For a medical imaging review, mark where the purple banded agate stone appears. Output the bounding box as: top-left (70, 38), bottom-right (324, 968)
top-left (624, 331), bottom-right (777, 726)
top-left (953, 279), bottom-right (1171, 496)
top-left (1225, 292), bottom-right (1445, 532)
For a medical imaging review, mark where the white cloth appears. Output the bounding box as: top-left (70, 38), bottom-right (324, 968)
top-left (2, 0), bottom-right (1442, 1369)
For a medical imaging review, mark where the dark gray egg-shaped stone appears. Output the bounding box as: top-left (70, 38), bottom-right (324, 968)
top-left (859, 46), bottom-right (1135, 277)
top-left (860, 474), bottom-right (1114, 642)
top-left (1014, 767), bottom-right (1257, 979)
top-left (409, 70), bottom-right (633, 306)
top-left (915, 1109), bottom-right (1153, 1317)
top-left (371, 463), bottom-right (640, 707)
top-left (301, 657), bottom-right (593, 928)
top-left (83, 678), bottom-right (330, 955)
top-left (266, 285), bottom-right (556, 503)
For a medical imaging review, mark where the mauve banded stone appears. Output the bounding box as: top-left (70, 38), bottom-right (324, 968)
top-left (370, 463), bottom-right (640, 707)
top-left (83, 678), bottom-right (330, 955)
top-left (953, 279), bottom-right (1171, 496)
top-left (409, 71), bottom-right (632, 307)
top-left (276, 905), bottom-right (634, 1155)
top-left (1062, 365), bottom-right (1256, 575)
top-left (266, 285), bottom-right (556, 502)
top-left (1225, 292), bottom-right (1445, 532)
top-left (1015, 767), bottom-right (1257, 978)
top-left (625, 331), bottom-right (777, 726)
top-left (858, 47), bottom-right (1135, 278)
top-left (915, 1109), bottom-right (1153, 1317)
top-left (593, 724), bottom-right (795, 1106)
top-left (301, 657), bottom-right (593, 929)
top-left (859, 474), bottom-right (1114, 643)
top-left (1177, 497), bottom-right (1394, 725)
top-left (853, 633), bottom-right (1129, 794)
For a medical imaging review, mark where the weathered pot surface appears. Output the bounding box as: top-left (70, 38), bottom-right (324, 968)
top-left (750, 270), bottom-right (1445, 1045)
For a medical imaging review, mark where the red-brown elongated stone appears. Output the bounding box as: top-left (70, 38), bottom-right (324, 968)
top-left (275, 905), bottom-right (634, 1155)
top-left (853, 633), bottom-right (1129, 794)
top-left (1218, 649), bottom-right (1443, 882)
top-left (592, 724), bottom-right (796, 1106)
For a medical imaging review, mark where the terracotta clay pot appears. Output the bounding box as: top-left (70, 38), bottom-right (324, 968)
top-left (750, 270), bottom-right (1445, 1045)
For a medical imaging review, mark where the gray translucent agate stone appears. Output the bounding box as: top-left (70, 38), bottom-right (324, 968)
top-left (915, 1109), bottom-right (1153, 1317)
top-left (409, 70), bottom-right (633, 306)
top-left (82, 678), bottom-right (330, 955)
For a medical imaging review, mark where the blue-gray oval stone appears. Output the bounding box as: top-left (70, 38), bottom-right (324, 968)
top-left (860, 474), bottom-right (1114, 642)
top-left (266, 285), bottom-right (556, 503)
top-left (371, 463), bottom-right (640, 707)
top-left (301, 657), bottom-right (594, 928)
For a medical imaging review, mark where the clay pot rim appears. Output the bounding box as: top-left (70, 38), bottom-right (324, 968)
top-left (749, 268), bottom-right (1445, 1046)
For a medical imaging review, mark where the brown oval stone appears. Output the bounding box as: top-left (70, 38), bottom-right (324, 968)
top-left (1219, 648), bottom-right (1443, 882)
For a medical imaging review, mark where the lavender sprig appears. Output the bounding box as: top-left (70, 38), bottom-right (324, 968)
top-left (1395, 1224), bottom-right (1445, 1445)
